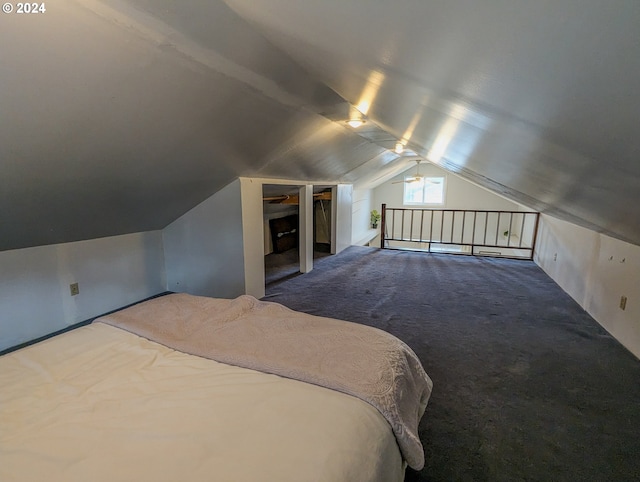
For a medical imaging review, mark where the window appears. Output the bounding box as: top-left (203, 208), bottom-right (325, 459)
top-left (403, 176), bottom-right (446, 205)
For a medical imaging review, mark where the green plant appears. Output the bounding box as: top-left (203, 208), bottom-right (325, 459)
top-left (371, 209), bottom-right (381, 227)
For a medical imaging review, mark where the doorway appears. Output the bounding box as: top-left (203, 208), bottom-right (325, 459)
top-left (313, 187), bottom-right (332, 258)
top-left (262, 184), bottom-right (334, 287)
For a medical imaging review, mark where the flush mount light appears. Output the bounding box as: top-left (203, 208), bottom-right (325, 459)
top-left (395, 142), bottom-right (405, 154)
top-left (346, 118), bottom-right (366, 128)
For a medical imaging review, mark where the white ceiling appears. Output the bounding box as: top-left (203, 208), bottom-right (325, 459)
top-left (1, 0), bottom-right (639, 250)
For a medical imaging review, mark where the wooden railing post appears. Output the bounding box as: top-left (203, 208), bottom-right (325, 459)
top-left (380, 204), bottom-right (386, 249)
top-left (530, 212), bottom-right (541, 260)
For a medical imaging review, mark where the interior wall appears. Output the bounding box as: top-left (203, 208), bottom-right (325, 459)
top-left (369, 162), bottom-right (525, 248)
top-left (240, 178), bottom-right (266, 299)
top-left (163, 177), bottom-right (352, 300)
top-left (0, 231), bottom-right (165, 352)
top-left (334, 184), bottom-right (353, 254)
top-left (163, 179), bottom-right (246, 298)
top-left (298, 185), bottom-right (314, 272)
top-left (535, 215), bottom-right (640, 359)
top-left (351, 188), bottom-right (377, 246)
top-left (373, 162), bottom-right (521, 211)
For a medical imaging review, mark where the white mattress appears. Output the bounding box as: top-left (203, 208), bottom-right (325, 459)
top-left (0, 323), bottom-right (405, 482)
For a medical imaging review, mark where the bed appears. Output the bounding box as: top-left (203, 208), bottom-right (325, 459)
top-left (0, 293), bottom-right (433, 482)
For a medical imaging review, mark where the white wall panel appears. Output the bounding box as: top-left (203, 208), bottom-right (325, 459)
top-left (351, 188), bottom-right (377, 246)
top-left (240, 178), bottom-right (266, 298)
top-left (299, 185), bottom-right (314, 273)
top-left (334, 185), bottom-right (353, 254)
top-left (0, 232), bottom-right (165, 352)
top-left (535, 216), bottom-right (640, 359)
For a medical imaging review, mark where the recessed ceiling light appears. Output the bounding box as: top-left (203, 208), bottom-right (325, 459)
top-left (346, 118), bottom-right (365, 128)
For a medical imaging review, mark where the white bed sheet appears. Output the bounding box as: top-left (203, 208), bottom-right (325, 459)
top-left (0, 323), bottom-right (405, 482)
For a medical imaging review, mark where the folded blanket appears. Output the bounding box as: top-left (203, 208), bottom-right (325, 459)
top-left (96, 293), bottom-right (433, 469)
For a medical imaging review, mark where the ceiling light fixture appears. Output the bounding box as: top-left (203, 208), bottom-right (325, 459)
top-left (346, 117), bottom-right (366, 128)
top-left (395, 142), bottom-right (405, 154)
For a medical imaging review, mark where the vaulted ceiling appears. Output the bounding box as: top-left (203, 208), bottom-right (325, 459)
top-left (1, 0), bottom-right (639, 251)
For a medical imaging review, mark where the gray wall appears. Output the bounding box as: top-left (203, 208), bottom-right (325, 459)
top-left (0, 232), bottom-right (166, 352)
top-left (163, 180), bottom-right (246, 298)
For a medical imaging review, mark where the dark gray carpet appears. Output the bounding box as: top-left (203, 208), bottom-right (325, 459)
top-left (263, 246), bottom-right (640, 482)
top-left (265, 248), bottom-right (302, 285)
top-left (264, 247), bottom-right (332, 285)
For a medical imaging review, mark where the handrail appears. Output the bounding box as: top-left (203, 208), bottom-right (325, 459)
top-left (380, 204), bottom-right (540, 260)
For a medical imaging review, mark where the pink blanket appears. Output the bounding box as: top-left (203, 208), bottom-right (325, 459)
top-left (96, 293), bottom-right (433, 469)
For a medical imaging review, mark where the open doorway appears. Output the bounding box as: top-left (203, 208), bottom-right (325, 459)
top-left (313, 187), bottom-right (332, 258)
top-left (263, 184), bottom-right (300, 285)
top-left (262, 184), bottom-right (333, 286)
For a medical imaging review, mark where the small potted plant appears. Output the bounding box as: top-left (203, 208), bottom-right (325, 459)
top-left (371, 209), bottom-right (381, 229)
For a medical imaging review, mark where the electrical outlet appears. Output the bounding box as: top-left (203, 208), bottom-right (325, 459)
top-left (70, 282), bottom-right (80, 296)
top-left (619, 295), bottom-right (627, 311)
top-left (553, 253), bottom-right (557, 261)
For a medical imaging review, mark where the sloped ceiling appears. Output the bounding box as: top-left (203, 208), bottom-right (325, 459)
top-left (1, 0), bottom-right (639, 251)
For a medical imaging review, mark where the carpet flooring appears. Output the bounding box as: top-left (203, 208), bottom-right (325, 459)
top-left (264, 246), bottom-right (332, 285)
top-left (263, 246), bottom-right (640, 482)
